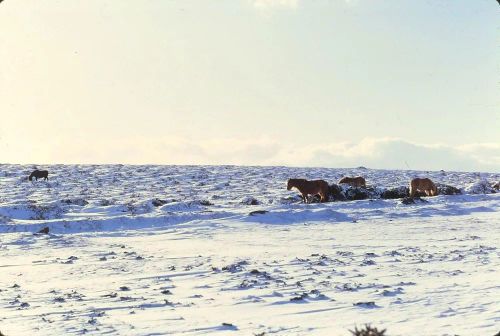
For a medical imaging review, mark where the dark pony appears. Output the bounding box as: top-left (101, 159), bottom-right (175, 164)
top-left (29, 170), bottom-right (49, 181)
top-left (287, 178), bottom-right (329, 203)
top-left (338, 176), bottom-right (366, 187)
top-left (409, 177), bottom-right (437, 197)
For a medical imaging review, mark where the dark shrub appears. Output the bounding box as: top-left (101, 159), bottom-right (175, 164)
top-left (345, 188), bottom-right (368, 200)
top-left (436, 183), bottom-right (462, 195)
top-left (249, 210), bottom-right (268, 216)
top-left (401, 197), bottom-right (428, 205)
top-left (199, 200), bottom-right (213, 206)
top-left (350, 325), bottom-right (386, 336)
top-left (380, 186), bottom-right (409, 199)
top-left (329, 184), bottom-right (346, 201)
top-left (36, 227), bottom-right (49, 235)
top-left (241, 196), bottom-right (260, 205)
top-left (329, 184), bottom-right (378, 201)
top-left (61, 198), bottom-right (89, 206)
top-left (309, 195), bottom-right (323, 203)
top-left (151, 198), bottom-right (168, 207)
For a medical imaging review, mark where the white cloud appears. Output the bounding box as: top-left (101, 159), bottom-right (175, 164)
top-left (273, 138), bottom-right (499, 172)
top-left (7, 136), bottom-right (496, 172)
top-left (455, 143), bottom-right (500, 166)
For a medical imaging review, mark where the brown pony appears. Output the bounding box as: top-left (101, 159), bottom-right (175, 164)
top-left (29, 170), bottom-right (49, 181)
top-left (287, 178), bottom-right (329, 203)
top-left (338, 176), bottom-right (366, 188)
top-left (409, 177), bottom-right (438, 197)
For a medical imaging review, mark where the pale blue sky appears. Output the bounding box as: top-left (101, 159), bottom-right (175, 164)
top-left (0, 0), bottom-right (498, 170)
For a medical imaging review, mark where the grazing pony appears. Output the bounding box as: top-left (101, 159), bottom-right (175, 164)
top-left (409, 177), bottom-right (437, 197)
top-left (29, 170), bottom-right (49, 181)
top-left (287, 178), bottom-right (329, 203)
top-left (338, 176), bottom-right (366, 188)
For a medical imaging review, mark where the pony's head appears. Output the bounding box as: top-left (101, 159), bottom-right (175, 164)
top-left (28, 173), bottom-right (33, 181)
top-left (287, 179), bottom-right (294, 190)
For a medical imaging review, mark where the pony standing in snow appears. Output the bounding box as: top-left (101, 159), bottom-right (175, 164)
top-left (287, 178), bottom-right (329, 203)
top-left (29, 170), bottom-right (49, 181)
top-left (338, 176), bottom-right (366, 187)
top-left (409, 177), bottom-right (438, 197)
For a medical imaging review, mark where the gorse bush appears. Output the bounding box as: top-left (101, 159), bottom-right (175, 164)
top-left (350, 325), bottom-right (386, 336)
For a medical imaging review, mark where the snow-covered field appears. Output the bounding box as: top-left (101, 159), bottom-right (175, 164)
top-left (0, 164), bottom-right (499, 335)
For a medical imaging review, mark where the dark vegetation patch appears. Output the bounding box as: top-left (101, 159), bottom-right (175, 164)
top-left (151, 198), bottom-right (169, 207)
top-left (241, 196), bottom-right (260, 205)
top-left (249, 210), bottom-right (268, 216)
top-left (401, 197), bottom-right (428, 205)
top-left (35, 227), bottom-right (49, 235)
top-left (350, 325), bottom-right (386, 336)
top-left (436, 183), bottom-right (462, 195)
top-left (309, 182), bottom-right (464, 203)
top-left (60, 198), bottom-right (89, 206)
top-left (380, 186), bottom-right (409, 199)
top-left (198, 200), bottom-right (213, 206)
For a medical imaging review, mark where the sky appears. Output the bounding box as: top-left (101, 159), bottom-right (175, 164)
top-left (0, 0), bottom-right (498, 171)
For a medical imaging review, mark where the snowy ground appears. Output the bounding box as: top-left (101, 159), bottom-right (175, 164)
top-left (0, 164), bottom-right (499, 335)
